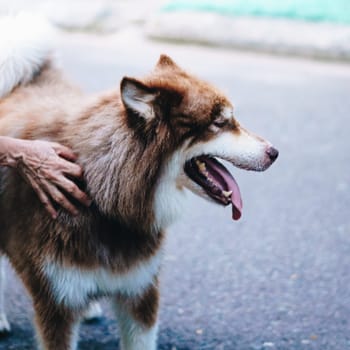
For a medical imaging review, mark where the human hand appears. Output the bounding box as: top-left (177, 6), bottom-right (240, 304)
top-left (8, 139), bottom-right (91, 219)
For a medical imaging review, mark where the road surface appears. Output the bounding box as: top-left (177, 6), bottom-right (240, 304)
top-left (1, 29), bottom-right (350, 349)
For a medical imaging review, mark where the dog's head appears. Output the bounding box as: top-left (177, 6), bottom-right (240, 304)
top-left (120, 55), bottom-right (278, 221)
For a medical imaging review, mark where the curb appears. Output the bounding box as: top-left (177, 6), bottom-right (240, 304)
top-left (146, 12), bottom-right (350, 61)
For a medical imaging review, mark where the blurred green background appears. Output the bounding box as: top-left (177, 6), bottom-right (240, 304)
top-left (163, 0), bottom-right (350, 25)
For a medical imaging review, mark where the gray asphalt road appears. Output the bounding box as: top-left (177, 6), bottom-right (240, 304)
top-left (1, 30), bottom-right (350, 350)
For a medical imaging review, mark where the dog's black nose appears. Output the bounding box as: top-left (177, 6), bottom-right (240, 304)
top-left (267, 146), bottom-right (279, 162)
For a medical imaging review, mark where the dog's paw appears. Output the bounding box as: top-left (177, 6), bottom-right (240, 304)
top-left (82, 301), bottom-right (102, 322)
top-left (0, 313), bottom-right (10, 335)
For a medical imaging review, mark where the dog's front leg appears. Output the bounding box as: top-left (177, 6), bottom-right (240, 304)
top-left (113, 283), bottom-right (159, 350)
top-left (33, 297), bottom-right (79, 350)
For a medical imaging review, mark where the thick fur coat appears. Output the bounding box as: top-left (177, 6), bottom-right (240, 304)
top-left (0, 14), bottom-right (277, 350)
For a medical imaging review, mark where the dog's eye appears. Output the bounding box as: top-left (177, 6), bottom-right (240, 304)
top-left (213, 117), bottom-right (228, 128)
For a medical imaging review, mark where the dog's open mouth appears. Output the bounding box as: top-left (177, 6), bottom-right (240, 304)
top-left (184, 156), bottom-right (243, 220)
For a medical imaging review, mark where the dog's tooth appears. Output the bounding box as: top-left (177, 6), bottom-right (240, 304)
top-left (196, 160), bottom-right (207, 173)
top-left (222, 190), bottom-right (233, 197)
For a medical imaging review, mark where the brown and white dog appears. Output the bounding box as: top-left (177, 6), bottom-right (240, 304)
top-left (0, 14), bottom-right (278, 350)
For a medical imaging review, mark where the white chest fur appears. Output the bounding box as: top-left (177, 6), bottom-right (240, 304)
top-left (153, 150), bottom-right (188, 230)
top-left (43, 250), bottom-right (163, 308)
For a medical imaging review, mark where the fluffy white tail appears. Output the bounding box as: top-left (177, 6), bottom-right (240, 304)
top-left (0, 13), bottom-right (56, 98)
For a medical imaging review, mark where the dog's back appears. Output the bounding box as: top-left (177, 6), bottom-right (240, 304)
top-left (0, 13), bottom-right (87, 138)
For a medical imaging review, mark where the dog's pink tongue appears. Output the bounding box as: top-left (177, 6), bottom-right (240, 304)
top-left (218, 169), bottom-right (243, 221)
top-left (232, 196), bottom-right (242, 220)
top-left (202, 157), bottom-right (243, 221)
top-left (229, 178), bottom-right (243, 221)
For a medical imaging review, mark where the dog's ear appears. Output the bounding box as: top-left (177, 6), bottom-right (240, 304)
top-left (121, 77), bottom-right (158, 120)
top-left (156, 54), bottom-right (179, 69)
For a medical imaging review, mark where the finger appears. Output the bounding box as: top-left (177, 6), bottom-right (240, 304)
top-left (42, 181), bottom-right (79, 216)
top-left (56, 176), bottom-right (92, 207)
top-left (27, 176), bottom-right (58, 219)
top-left (52, 143), bottom-right (78, 162)
top-left (59, 159), bottom-right (84, 179)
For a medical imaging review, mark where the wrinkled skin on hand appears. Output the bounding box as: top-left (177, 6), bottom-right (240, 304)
top-left (1, 138), bottom-right (91, 219)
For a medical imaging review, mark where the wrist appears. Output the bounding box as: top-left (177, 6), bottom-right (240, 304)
top-left (0, 136), bottom-right (26, 168)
